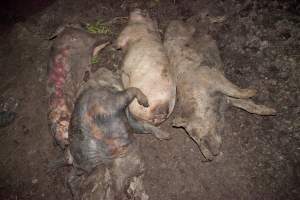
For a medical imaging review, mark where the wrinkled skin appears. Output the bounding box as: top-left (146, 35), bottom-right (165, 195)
top-left (67, 68), bottom-right (155, 200)
top-left (47, 25), bottom-right (105, 149)
top-left (78, 143), bottom-right (148, 200)
top-left (164, 20), bottom-right (276, 161)
top-left (116, 9), bottom-right (176, 126)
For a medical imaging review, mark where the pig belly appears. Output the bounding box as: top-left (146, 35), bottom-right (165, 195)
top-left (123, 68), bottom-right (175, 125)
top-left (122, 42), bottom-right (175, 125)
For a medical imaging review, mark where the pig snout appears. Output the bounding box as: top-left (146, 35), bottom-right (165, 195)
top-left (191, 130), bottom-right (222, 161)
top-left (173, 118), bottom-right (222, 161)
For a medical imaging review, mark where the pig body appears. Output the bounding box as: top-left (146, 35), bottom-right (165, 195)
top-left (47, 26), bottom-right (103, 148)
top-left (67, 68), bottom-right (152, 200)
top-left (116, 9), bottom-right (176, 125)
top-left (69, 68), bottom-right (149, 172)
top-left (164, 21), bottom-right (276, 160)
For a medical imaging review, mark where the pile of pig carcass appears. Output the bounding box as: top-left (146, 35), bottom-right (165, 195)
top-left (47, 9), bottom-right (275, 200)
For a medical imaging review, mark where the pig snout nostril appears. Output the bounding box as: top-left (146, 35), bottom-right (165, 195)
top-left (112, 42), bottom-right (121, 50)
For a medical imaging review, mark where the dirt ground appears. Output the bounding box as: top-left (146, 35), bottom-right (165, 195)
top-left (0, 0), bottom-right (299, 199)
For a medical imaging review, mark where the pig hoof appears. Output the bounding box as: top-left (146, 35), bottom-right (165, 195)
top-left (255, 106), bottom-right (276, 115)
top-left (243, 88), bottom-right (257, 98)
top-left (154, 129), bottom-right (170, 140)
top-left (137, 97), bottom-right (149, 108)
top-left (262, 107), bottom-right (276, 115)
top-left (137, 94), bottom-right (149, 108)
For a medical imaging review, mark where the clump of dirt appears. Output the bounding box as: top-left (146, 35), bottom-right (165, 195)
top-left (0, 0), bottom-right (299, 199)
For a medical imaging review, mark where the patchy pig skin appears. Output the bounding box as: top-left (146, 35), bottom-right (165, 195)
top-left (67, 68), bottom-right (149, 200)
top-left (116, 9), bottom-right (176, 125)
top-left (164, 21), bottom-right (276, 161)
top-left (69, 82), bottom-right (148, 172)
top-left (47, 26), bottom-right (104, 148)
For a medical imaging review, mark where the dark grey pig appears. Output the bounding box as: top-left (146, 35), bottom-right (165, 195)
top-left (164, 20), bottom-right (276, 161)
top-left (67, 68), bottom-right (156, 200)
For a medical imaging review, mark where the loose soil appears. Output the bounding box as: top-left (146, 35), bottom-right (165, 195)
top-left (0, 0), bottom-right (299, 199)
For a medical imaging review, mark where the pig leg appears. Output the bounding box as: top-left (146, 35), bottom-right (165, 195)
top-left (226, 97), bottom-right (276, 115)
top-left (119, 87), bottom-right (169, 139)
top-left (208, 69), bottom-right (257, 98)
top-left (115, 88), bottom-right (171, 139)
top-left (116, 87), bottom-right (149, 109)
top-left (126, 109), bottom-right (170, 140)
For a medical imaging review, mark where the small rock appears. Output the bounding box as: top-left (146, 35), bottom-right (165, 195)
top-left (160, 163), bottom-right (167, 169)
top-left (32, 178), bottom-right (38, 184)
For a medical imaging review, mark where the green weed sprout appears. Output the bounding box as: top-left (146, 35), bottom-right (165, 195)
top-left (86, 20), bottom-right (111, 34)
top-left (91, 56), bottom-right (100, 64)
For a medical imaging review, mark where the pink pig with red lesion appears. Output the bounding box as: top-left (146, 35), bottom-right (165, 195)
top-left (47, 47), bottom-right (72, 147)
top-left (49, 49), bottom-right (69, 96)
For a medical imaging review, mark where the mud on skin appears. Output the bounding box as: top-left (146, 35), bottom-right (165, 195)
top-left (116, 8), bottom-right (176, 126)
top-left (67, 68), bottom-right (150, 200)
top-left (164, 20), bottom-right (276, 161)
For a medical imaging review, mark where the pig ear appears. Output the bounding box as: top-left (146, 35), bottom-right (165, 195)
top-left (172, 117), bottom-right (188, 128)
top-left (198, 139), bottom-right (214, 161)
top-left (187, 131), bottom-right (217, 161)
top-left (115, 34), bottom-right (129, 50)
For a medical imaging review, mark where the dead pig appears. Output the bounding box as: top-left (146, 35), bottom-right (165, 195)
top-left (164, 21), bottom-right (276, 160)
top-left (47, 25), bottom-right (107, 148)
top-left (78, 144), bottom-right (149, 200)
top-left (67, 68), bottom-right (149, 200)
top-left (69, 68), bottom-right (149, 173)
top-left (116, 9), bottom-right (176, 126)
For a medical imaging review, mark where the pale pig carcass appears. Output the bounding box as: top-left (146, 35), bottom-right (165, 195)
top-left (116, 9), bottom-right (176, 131)
top-left (164, 20), bottom-right (276, 160)
top-left (67, 68), bottom-right (149, 200)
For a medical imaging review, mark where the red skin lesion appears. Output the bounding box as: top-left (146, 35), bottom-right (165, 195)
top-left (48, 48), bottom-right (72, 147)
